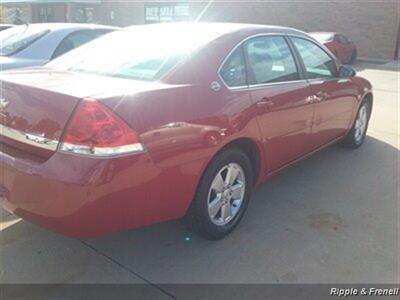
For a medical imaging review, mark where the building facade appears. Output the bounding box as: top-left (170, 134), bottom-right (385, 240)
top-left (1, 0), bottom-right (103, 24)
top-left (1, 0), bottom-right (399, 60)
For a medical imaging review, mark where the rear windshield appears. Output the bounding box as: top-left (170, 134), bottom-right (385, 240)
top-left (48, 25), bottom-right (221, 81)
top-left (310, 33), bottom-right (334, 43)
top-left (0, 25), bottom-right (49, 56)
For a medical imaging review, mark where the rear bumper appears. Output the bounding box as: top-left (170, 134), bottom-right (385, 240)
top-left (0, 146), bottom-right (164, 238)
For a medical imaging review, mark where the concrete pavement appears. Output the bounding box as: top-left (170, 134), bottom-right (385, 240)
top-left (0, 62), bottom-right (398, 293)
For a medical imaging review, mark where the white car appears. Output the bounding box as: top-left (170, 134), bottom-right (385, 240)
top-left (0, 23), bottom-right (117, 71)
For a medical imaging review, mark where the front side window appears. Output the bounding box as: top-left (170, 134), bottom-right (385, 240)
top-left (291, 37), bottom-right (337, 79)
top-left (244, 36), bottom-right (299, 85)
top-left (0, 25), bottom-right (49, 56)
top-left (219, 47), bottom-right (247, 87)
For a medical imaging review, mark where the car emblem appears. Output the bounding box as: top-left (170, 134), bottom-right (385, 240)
top-left (210, 81), bottom-right (221, 92)
top-left (25, 133), bottom-right (58, 147)
top-left (0, 98), bottom-right (9, 110)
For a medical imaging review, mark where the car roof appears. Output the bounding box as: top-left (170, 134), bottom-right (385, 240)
top-left (12, 23), bottom-right (118, 31)
top-left (125, 22), bottom-right (308, 37)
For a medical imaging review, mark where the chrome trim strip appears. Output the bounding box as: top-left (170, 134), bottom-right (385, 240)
top-left (217, 32), bottom-right (342, 90)
top-left (0, 124), bottom-right (59, 151)
top-left (59, 142), bottom-right (146, 158)
top-left (246, 79), bottom-right (308, 90)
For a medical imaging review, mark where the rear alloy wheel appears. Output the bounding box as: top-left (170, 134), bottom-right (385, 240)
top-left (341, 100), bottom-right (371, 148)
top-left (184, 148), bottom-right (253, 240)
top-left (208, 163), bottom-right (246, 226)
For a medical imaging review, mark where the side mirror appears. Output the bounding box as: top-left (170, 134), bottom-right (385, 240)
top-left (339, 65), bottom-right (356, 78)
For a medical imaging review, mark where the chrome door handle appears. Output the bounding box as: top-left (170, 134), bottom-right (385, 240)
top-left (256, 101), bottom-right (268, 108)
top-left (256, 98), bottom-right (274, 108)
top-left (305, 96), bottom-right (315, 104)
top-left (315, 91), bottom-right (328, 102)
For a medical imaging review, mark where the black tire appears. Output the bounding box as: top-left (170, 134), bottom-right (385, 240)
top-left (341, 99), bottom-right (371, 149)
top-left (184, 148), bottom-right (253, 240)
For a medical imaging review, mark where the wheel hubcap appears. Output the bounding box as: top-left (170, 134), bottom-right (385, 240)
top-left (207, 163), bottom-right (246, 226)
top-left (354, 104), bottom-right (368, 143)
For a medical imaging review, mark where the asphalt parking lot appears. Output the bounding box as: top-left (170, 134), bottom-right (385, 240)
top-left (0, 62), bottom-right (398, 292)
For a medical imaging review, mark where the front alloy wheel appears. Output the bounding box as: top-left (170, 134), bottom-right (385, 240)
top-left (354, 104), bottom-right (368, 144)
top-left (341, 100), bottom-right (371, 148)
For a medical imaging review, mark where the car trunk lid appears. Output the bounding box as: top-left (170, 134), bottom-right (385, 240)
top-left (0, 68), bottom-right (161, 158)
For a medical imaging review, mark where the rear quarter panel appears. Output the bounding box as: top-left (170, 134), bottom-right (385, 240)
top-left (99, 34), bottom-right (265, 218)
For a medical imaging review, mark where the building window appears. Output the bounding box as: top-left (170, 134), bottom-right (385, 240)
top-left (145, 2), bottom-right (190, 23)
top-left (74, 6), bottom-right (96, 23)
top-left (39, 6), bottom-right (55, 22)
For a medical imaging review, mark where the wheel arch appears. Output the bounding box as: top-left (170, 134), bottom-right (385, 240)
top-left (208, 137), bottom-right (263, 186)
top-left (184, 136), bottom-right (264, 220)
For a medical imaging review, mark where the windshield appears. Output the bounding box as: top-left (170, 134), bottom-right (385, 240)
top-left (48, 25), bottom-right (222, 81)
top-left (310, 33), bottom-right (334, 43)
top-left (0, 25), bottom-right (49, 56)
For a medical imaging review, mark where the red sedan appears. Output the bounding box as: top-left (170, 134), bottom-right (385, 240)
top-left (0, 23), bottom-right (372, 239)
top-left (310, 32), bottom-right (357, 64)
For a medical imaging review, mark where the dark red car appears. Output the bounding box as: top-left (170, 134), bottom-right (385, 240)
top-left (0, 23), bottom-right (372, 240)
top-left (310, 32), bottom-right (357, 64)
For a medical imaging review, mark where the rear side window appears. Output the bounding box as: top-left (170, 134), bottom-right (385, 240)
top-left (53, 30), bottom-right (100, 59)
top-left (244, 36), bottom-right (299, 85)
top-left (219, 47), bottom-right (247, 87)
top-left (291, 37), bottom-right (337, 79)
top-left (336, 34), bottom-right (351, 44)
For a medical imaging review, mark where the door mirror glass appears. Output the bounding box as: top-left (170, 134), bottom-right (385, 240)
top-left (339, 65), bottom-right (356, 78)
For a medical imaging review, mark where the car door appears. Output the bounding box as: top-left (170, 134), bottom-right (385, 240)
top-left (290, 36), bottom-right (357, 149)
top-left (242, 35), bottom-right (315, 172)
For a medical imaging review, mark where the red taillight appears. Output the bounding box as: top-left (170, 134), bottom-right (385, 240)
top-left (59, 99), bottom-right (144, 157)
